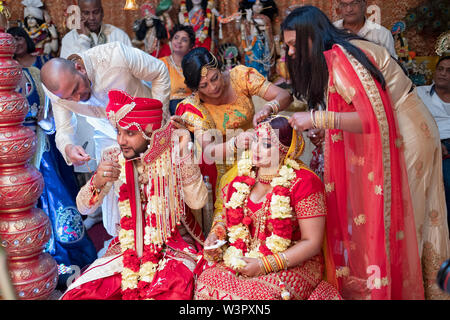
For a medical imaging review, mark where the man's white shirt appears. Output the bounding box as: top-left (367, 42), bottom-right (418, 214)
top-left (334, 18), bottom-right (398, 59)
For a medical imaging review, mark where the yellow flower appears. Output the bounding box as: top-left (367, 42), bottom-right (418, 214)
top-left (233, 182), bottom-right (251, 195)
top-left (121, 267), bottom-right (139, 289)
top-left (227, 224), bottom-right (249, 243)
top-left (118, 154), bottom-right (126, 183)
top-left (270, 195), bottom-right (293, 219)
top-left (118, 200), bottom-right (132, 218)
top-left (226, 191), bottom-right (246, 209)
top-left (266, 234), bottom-right (291, 253)
top-left (279, 165), bottom-right (296, 181)
top-left (119, 229), bottom-right (135, 252)
top-left (237, 157), bottom-right (253, 176)
top-left (270, 176), bottom-right (290, 188)
top-left (223, 246), bottom-right (246, 270)
top-left (246, 248), bottom-right (263, 259)
top-left (139, 262), bottom-right (158, 283)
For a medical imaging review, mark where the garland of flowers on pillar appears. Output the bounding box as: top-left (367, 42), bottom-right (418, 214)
top-left (223, 151), bottom-right (300, 270)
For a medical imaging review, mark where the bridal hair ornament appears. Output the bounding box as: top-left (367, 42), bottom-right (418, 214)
top-left (200, 52), bottom-right (219, 78)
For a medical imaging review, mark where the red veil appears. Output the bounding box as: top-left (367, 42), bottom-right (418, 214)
top-left (323, 45), bottom-right (424, 300)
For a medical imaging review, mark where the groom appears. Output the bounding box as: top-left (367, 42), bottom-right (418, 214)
top-left (61, 90), bottom-right (207, 300)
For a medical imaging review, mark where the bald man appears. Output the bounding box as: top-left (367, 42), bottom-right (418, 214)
top-left (41, 41), bottom-right (170, 236)
top-left (59, 0), bottom-right (133, 232)
top-left (60, 0), bottom-right (132, 59)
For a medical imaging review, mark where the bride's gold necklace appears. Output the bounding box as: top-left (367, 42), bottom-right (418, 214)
top-left (256, 172), bottom-right (278, 185)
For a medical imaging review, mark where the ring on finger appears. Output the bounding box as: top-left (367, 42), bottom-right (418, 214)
top-left (103, 171), bottom-right (108, 177)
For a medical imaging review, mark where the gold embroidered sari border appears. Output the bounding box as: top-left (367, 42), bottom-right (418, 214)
top-left (339, 45), bottom-right (392, 263)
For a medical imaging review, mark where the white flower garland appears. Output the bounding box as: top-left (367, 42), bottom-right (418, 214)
top-left (223, 151), bottom-right (299, 270)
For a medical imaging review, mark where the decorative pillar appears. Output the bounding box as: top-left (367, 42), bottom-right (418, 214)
top-left (0, 32), bottom-right (57, 300)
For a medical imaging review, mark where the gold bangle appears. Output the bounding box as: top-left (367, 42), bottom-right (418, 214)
top-left (315, 111), bottom-right (323, 129)
top-left (267, 255), bottom-right (279, 273)
top-left (273, 253), bottom-right (285, 270)
top-left (335, 112), bottom-right (341, 130)
top-left (327, 111), bottom-right (334, 130)
top-left (280, 252), bottom-right (289, 269)
top-left (261, 256), bottom-right (272, 273)
top-left (310, 109), bottom-right (317, 128)
top-left (258, 258), bottom-right (266, 275)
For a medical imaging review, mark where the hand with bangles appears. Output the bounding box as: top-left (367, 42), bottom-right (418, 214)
top-left (203, 223), bottom-right (227, 262)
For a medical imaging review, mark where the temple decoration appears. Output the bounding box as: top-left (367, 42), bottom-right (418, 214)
top-left (179, 0), bottom-right (216, 50)
top-left (0, 31), bottom-right (57, 299)
top-left (0, 1), bottom-right (10, 32)
top-left (217, 43), bottom-right (240, 72)
top-left (155, 0), bottom-right (175, 35)
top-left (435, 31), bottom-right (449, 56)
top-left (124, 0), bottom-right (139, 11)
top-left (21, 0), bottom-right (58, 55)
top-left (238, 0), bottom-right (277, 79)
top-left (391, 21), bottom-right (412, 63)
top-left (132, 2), bottom-right (170, 58)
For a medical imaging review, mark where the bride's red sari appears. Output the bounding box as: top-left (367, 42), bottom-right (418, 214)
top-left (323, 45), bottom-right (424, 299)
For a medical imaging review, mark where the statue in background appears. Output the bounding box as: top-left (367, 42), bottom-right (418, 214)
top-left (21, 0), bottom-right (58, 56)
top-left (132, 2), bottom-right (171, 58)
top-left (179, 0), bottom-right (216, 50)
top-left (238, 0), bottom-right (277, 79)
top-left (155, 0), bottom-right (175, 34)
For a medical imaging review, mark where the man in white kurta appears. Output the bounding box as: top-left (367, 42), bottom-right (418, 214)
top-left (333, 0), bottom-right (397, 59)
top-left (41, 41), bottom-right (170, 237)
top-left (60, 0), bottom-right (133, 231)
top-left (60, 0), bottom-right (132, 59)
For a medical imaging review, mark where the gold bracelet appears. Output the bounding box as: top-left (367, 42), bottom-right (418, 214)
top-left (258, 258), bottom-right (267, 275)
top-left (310, 109), bottom-right (317, 128)
top-left (327, 111), bottom-right (335, 130)
top-left (280, 252), bottom-right (289, 269)
top-left (335, 112), bottom-right (341, 129)
top-left (267, 255), bottom-right (279, 273)
top-left (272, 253), bottom-right (285, 271)
top-left (315, 111), bottom-right (323, 129)
top-left (261, 256), bottom-right (273, 273)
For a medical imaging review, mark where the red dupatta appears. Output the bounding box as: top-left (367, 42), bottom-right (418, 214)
top-left (323, 45), bottom-right (424, 300)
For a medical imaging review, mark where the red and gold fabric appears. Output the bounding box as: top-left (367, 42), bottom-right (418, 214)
top-left (323, 44), bottom-right (424, 300)
top-left (61, 90), bottom-right (206, 300)
top-left (195, 167), bottom-right (340, 300)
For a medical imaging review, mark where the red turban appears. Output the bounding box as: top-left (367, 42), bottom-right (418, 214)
top-left (106, 89), bottom-right (163, 139)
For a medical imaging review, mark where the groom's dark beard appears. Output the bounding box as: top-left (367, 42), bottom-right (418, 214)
top-left (122, 141), bottom-right (150, 160)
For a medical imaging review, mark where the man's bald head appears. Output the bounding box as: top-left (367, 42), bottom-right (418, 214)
top-left (41, 58), bottom-right (77, 92)
top-left (41, 58), bottom-right (92, 102)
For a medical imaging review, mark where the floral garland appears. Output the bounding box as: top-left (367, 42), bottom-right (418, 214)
top-left (223, 152), bottom-right (301, 270)
top-left (180, 0), bottom-right (214, 44)
top-left (117, 155), bottom-right (169, 300)
top-left (240, 21), bottom-right (258, 56)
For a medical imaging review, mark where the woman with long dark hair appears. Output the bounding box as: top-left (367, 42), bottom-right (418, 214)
top-left (267, 6), bottom-right (449, 300)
